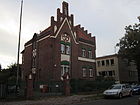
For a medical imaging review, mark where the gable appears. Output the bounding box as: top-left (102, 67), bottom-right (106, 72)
top-left (50, 18), bottom-right (78, 44)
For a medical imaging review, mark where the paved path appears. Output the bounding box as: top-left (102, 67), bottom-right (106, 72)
top-left (1, 94), bottom-right (138, 105)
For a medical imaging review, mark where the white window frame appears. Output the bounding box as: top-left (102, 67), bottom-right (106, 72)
top-left (89, 69), bottom-right (93, 77)
top-left (61, 65), bottom-right (70, 76)
top-left (61, 44), bottom-right (65, 54)
top-left (32, 49), bottom-right (37, 57)
top-left (66, 45), bottom-right (70, 55)
top-left (88, 50), bottom-right (92, 58)
top-left (82, 49), bottom-right (86, 57)
top-left (82, 68), bottom-right (86, 77)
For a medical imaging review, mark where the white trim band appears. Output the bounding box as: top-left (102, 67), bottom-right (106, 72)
top-left (78, 57), bottom-right (95, 63)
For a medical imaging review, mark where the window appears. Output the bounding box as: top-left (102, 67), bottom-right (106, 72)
top-left (97, 61), bottom-right (100, 67)
top-left (102, 71), bottom-right (105, 76)
top-left (66, 45), bottom-right (70, 54)
top-left (110, 59), bottom-right (114, 65)
top-left (88, 50), bottom-right (92, 58)
top-left (102, 60), bottom-right (105, 66)
top-left (61, 44), bottom-right (65, 54)
top-left (106, 60), bottom-right (109, 66)
top-left (82, 68), bottom-right (86, 77)
top-left (109, 71), bottom-right (112, 76)
top-left (89, 69), bottom-right (93, 77)
top-left (61, 65), bottom-right (70, 76)
top-left (32, 49), bottom-right (36, 58)
top-left (61, 43), bottom-right (70, 55)
top-left (82, 49), bottom-right (86, 57)
top-left (98, 72), bottom-right (102, 76)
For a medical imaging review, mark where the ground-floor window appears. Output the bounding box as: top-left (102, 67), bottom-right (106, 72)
top-left (89, 69), bottom-right (93, 77)
top-left (61, 65), bottom-right (70, 76)
top-left (82, 68), bottom-right (87, 77)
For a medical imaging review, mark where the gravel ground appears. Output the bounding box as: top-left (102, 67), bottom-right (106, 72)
top-left (0, 95), bottom-right (93, 105)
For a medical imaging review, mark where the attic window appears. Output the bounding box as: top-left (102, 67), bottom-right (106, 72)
top-left (54, 25), bottom-right (57, 33)
top-left (69, 20), bottom-right (71, 25)
top-left (60, 17), bottom-right (63, 22)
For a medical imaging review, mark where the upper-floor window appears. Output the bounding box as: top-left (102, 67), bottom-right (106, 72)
top-left (82, 49), bottom-right (86, 57)
top-left (61, 44), bottom-right (65, 54)
top-left (66, 45), bottom-right (70, 54)
top-left (102, 60), bottom-right (105, 66)
top-left (110, 59), bottom-right (114, 65)
top-left (32, 49), bottom-right (37, 58)
top-left (82, 68), bottom-right (86, 77)
top-left (97, 61), bottom-right (100, 67)
top-left (61, 43), bottom-right (70, 55)
top-left (88, 50), bottom-right (92, 58)
top-left (106, 60), bottom-right (109, 66)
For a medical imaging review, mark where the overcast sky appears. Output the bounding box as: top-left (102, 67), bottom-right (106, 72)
top-left (0, 0), bottom-right (140, 68)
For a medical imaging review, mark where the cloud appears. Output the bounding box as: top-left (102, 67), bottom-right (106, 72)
top-left (0, 29), bottom-right (18, 57)
top-left (0, 0), bottom-right (140, 67)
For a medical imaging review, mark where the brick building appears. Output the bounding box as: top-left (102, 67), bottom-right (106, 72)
top-left (22, 2), bottom-right (96, 83)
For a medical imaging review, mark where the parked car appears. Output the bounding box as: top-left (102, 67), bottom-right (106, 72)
top-left (132, 86), bottom-right (140, 95)
top-left (103, 84), bottom-right (133, 98)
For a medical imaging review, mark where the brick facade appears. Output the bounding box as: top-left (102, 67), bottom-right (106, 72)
top-left (22, 2), bottom-right (96, 82)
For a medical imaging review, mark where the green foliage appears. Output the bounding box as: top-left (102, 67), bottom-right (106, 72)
top-left (116, 20), bottom-right (140, 81)
top-left (70, 79), bottom-right (115, 93)
top-left (0, 72), bottom-right (9, 83)
top-left (0, 63), bottom-right (21, 84)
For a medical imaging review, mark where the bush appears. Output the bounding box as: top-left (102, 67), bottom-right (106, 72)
top-left (70, 78), bottom-right (115, 93)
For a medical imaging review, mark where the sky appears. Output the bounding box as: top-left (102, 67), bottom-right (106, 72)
top-left (0, 0), bottom-right (140, 69)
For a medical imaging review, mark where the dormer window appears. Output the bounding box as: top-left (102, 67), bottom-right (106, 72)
top-left (54, 25), bottom-right (57, 33)
top-left (60, 17), bottom-right (63, 22)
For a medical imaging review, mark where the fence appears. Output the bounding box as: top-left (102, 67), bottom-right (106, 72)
top-left (0, 83), bottom-right (7, 98)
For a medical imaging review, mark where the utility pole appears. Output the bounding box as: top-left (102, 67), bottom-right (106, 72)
top-left (16, 0), bottom-right (23, 93)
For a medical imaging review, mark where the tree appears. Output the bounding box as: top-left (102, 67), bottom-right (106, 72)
top-left (0, 63), bottom-right (21, 83)
top-left (0, 64), bottom-right (1, 70)
top-left (116, 18), bottom-right (140, 82)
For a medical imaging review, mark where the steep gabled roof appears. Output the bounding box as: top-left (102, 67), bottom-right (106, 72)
top-left (25, 26), bottom-right (52, 46)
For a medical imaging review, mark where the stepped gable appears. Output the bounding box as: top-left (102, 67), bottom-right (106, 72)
top-left (75, 24), bottom-right (95, 43)
top-left (25, 1), bottom-right (95, 46)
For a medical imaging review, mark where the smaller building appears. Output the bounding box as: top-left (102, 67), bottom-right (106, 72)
top-left (96, 54), bottom-right (138, 83)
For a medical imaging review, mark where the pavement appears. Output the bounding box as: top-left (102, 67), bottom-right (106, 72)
top-left (0, 94), bottom-right (95, 105)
